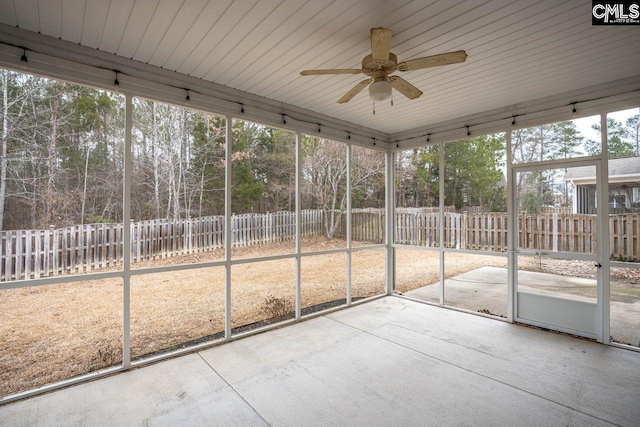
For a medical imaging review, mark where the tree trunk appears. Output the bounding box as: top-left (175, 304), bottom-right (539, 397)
top-left (152, 103), bottom-right (161, 218)
top-left (179, 108), bottom-right (188, 218)
top-left (325, 175), bottom-right (341, 239)
top-left (0, 71), bottom-right (8, 230)
top-left (45, 84), bottom-right (61, 227)
top-left (198, 166), bottom-right (205, 217)
top-left (80, 144), bottom-right (91, 225)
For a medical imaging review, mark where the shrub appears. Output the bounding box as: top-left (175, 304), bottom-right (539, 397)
top-left (85, 342), bottom-right (121, 372)
top-left (261, 295), bottom-right (292, 322)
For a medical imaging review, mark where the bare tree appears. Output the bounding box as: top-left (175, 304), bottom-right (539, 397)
top-left (302, 138), bottom-right (383, 239)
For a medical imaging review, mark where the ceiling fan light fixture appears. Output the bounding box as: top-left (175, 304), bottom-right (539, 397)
top-left (369, 79), bottom-right (392, 101)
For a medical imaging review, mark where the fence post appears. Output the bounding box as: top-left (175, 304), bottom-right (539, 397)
top-left (14, 231), bottom-right (23, 280)
top-left (52, 226), bottom-right (59, 276)
top-left (521, 212), bottom-right (527, 249)
top-left (34, 229), bottom-right (41, 279)
top-left (462, 213), bottom-right (468, 250)
top-left (554, 213), bottom-right (560, 252)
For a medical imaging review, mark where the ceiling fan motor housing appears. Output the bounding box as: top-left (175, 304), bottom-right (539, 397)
top-left (362, 53), bottom-right (398, 75)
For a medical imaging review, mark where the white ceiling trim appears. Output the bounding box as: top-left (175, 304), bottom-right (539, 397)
top-left (391, 76), bottom-right (640, 150)
top-left (1, 22), bottom-right (639, 152)
top-left (2, 0), bottom-right (640, 136)
top-left (0, 23), bottom-right (390, 149)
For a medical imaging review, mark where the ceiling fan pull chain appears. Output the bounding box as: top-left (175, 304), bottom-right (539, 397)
top-left (391, 91), bottom-right (394, 107)
top-left (373, 100), bottom-right (376, 115)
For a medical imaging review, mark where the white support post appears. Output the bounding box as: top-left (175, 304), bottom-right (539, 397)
top-left (346, 144), bottom-right (352, 305)
top-left (598, 113), bottom-right (611, 343)
top-left (295, 132), bottom-right (302, 319)
top-left (122, 94), bottom-right (132, 367)
top-left (224, 115), bottom-right (233, 339)
top-left (439, 142), bottom-right (445, 305)
top-left (506, 130), bottom-right (516, 323)
top-left (385, 150), bottom-right (395, 295)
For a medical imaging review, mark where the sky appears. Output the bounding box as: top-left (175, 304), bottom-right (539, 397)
top-left (572, 106), bottom-right (639, 145)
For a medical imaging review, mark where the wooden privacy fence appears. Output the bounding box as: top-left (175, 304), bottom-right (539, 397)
top-left (518, 213), bottom-right (597, 253)
top-left (610, 214), bottom-right (640, 262)
top-left (393, 211), bottom-right (638, 261)
top-left (336, 209), bottom-right (386, 243)
top-left (1, 210), bottom-right (322, 281)
top-left (336, 210), bottom-right (640, 262)
top-left (3, 211), bottom-right (639, 281)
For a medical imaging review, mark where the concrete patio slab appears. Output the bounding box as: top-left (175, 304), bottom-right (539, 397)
top-left (0, 354), bottom-right (267, 427)
top-left (329, 297), bottom-right (640, 427)
top-left (405, 266), bottom-right (640, 345)
top-left (1, 297), bottom-right (639, 426)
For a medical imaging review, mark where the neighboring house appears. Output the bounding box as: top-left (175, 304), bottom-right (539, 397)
top-left (564, 157), bottom-right (640, 214)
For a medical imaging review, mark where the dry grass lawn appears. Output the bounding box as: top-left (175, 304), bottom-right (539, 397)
top-left (1, 237), bottom-right (386, 397)
top-left (2, 239), bottom-right (638, 398)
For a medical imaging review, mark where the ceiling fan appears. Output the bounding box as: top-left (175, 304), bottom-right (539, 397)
top-left (300, 28), bottom-right (467, 105)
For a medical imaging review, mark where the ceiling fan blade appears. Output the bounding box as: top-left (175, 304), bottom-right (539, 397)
top-left (398, 50), bottom-right (467, 72)
top-left (371, 28), bottom-right (392, 63)
top-left (337, 79), bottom-right (372, 104)
top-left (300, 69), bottom-right (363, 76)
top-left (389, 76), bottom-right (423, 100)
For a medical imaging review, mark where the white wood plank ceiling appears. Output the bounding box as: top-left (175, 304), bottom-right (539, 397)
top-left (0, 0), bottom-right (639, 135)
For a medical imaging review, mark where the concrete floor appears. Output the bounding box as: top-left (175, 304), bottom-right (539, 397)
top-left (1, 297), bottom-right (639, 426)
top-left (406, 266), bottom-right (640, 346)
